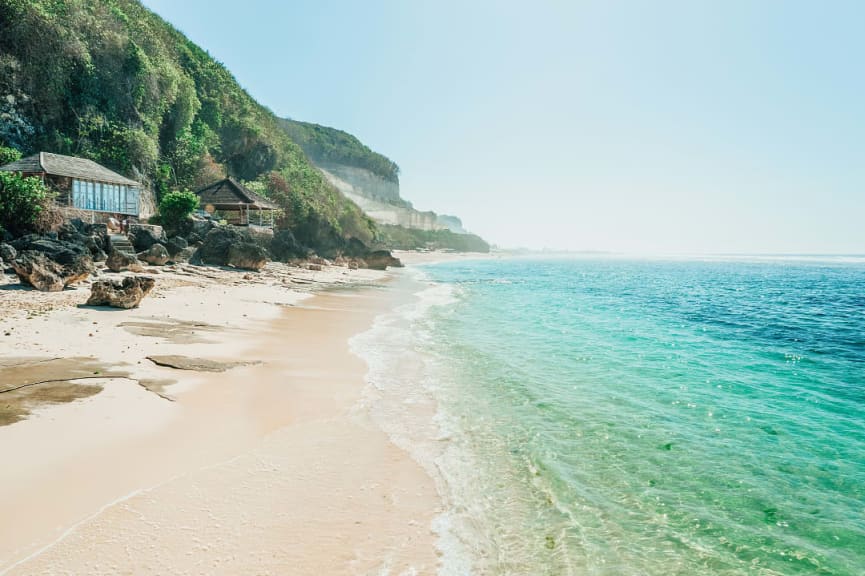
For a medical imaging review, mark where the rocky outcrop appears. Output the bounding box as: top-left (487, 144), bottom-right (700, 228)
top-left (197, 226), bottom-right (269, 270)
top-left (10, 234), bottom-right (90, 264)
top-left (11, 250), bottom-right (94, 291)
top-left (363, 250), bottom-right (403, 270)
top-left (105, 250), bottom-right (143, 273)
top-left (86, 276), bottom-right (155, 309)
top-left (58, 220), bottom-right (109, 261)
top-left (128, 224), bottom-right (165, 252)
top-left (172, 247), bottom-right (195, 263)
top-left (270, 229), bottom-right (306, 261)
top-left (137, 243), bottom-right (170, 266)
top-left (165, 236), bottom-right (188, 257)
top-left (190, 218), bottom-right (215, 240)
top-left (0, 243), bottom-right (16, 263)
top-left (227, 243), bottom-right (267, 271)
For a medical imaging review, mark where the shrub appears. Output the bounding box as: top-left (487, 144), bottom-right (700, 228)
top-left (158, 189), bottom-right (199, 232)
top-left (0, 145), bottom-right (22, 166)
top-left (0, 172), bottom-right (54, 236)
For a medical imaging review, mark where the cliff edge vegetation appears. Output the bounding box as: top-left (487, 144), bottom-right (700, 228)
top-left (379, 224), bottom-right (490, 253)
top-left (279, 119), bottom-right (400, 185)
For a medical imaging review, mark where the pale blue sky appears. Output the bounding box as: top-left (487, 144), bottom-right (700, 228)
top-left (142, 0), bottom-right (864, 253)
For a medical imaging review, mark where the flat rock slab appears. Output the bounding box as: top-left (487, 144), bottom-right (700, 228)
top-left (146, 355), bottom-right (256, 372)
top-left (119, 319), bottom-right (219, 343)
top-left (0, 357), bottom-right (128, 426)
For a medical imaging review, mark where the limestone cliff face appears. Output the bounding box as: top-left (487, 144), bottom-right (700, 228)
top-left (436, 214), bottom-right (467, 234)
top-left (317, 162), bottom-right (402, 205)
top-left (318, 163), bottom-right (446, 232)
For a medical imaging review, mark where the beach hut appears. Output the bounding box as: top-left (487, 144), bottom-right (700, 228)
top-left (194, 177), bottom-right (278, 228)
top-left (0, 152), bottom-right (142, 218)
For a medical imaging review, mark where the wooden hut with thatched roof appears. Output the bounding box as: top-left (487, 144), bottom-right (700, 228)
top-left (195, 177), bottom-right (278, 228)
top-left (0, 152), bottom-right (142, 218)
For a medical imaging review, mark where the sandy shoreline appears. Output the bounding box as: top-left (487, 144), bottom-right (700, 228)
top-left (0, 255), bottom-right (479, 574)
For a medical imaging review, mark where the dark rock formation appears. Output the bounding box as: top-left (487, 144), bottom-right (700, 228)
top-left (0, 243), bottom-right (16, 262)
top-left (91, 248), bottom-right (108, 262)
top-left (57, 221), bottom-right (108, 261)
top-left (342, 237), bottom-right (370, 258)
top-left (172, 247), bottom-right (195, 263)
top-left (190, 218), bottom-right (215, 240)
top-left (197, 227), bottom-right (239, 266)
top-left (128, 224), bottom-right (165, 252)
top-left (227, 243), bottom-right (267, 271)
top-left (165, 236), bottom-right (188, 257)
top-left (138, 243), bottom-right (170, 266)
top-left (10, 234), bottom-right (90, 265)
top-left (363, 250), bottom-right (403, 270)
top-left (197, 226), bottom-right (270, 270)
top-left (86, 276), bottom-right (155, 309)
top-left (105, 250), bottom-right (143, 273)
top-left (12, 250), bottom-right (94, 291)
top-left (270, 229), bottom-right (307, 261)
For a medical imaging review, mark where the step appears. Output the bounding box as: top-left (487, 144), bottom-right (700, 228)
top-left (109, 235), bottom-right (136, 256)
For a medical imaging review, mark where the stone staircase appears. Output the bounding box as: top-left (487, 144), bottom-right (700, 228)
top-left (109, 234), bottom-right (136, 256)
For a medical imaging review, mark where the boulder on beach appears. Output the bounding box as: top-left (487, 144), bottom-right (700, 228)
top-left (165, 236), bottom-right (188, 257)
top-left (86, 276), bottom-right (155, 309)
top-left (128, 224), bottom-right (165, 252)
top-left (363, 250), bottom-right (403, 270)
top-left (197, 227), bottom-right (270, 270)
top-left (270, 229), bottom-right (307, 261)
top-left (227, 243), bottom-right (267, 271)
top-left (12, 250), bottom-right (94, 291)
top-left (137, 243), bottom-right (170, 266)
top-left (0, 243), bottom-right (17, 263)
top-left (10, 234), bottom-right (90, 265)
top-left (105, 250), bottom-right (143, 273)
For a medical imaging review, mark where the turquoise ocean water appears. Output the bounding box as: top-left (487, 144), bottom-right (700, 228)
top-left (353, 256), bottom-right (865, 575)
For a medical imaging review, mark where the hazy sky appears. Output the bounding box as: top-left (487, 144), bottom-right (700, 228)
top-left (142, 0), bottom-right (864, 253)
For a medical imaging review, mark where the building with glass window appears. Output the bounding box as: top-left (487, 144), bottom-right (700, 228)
top-left (0, 152), bottom-right (142, 219)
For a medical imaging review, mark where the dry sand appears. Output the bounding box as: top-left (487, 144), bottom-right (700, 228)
top-left (0, 260), bottom-right (443, 575)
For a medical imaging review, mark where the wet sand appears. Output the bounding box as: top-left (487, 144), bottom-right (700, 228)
top-left (0, 265), bottom-right (440, 574)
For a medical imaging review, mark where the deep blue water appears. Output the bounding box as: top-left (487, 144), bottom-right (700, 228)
top-left (416, 256), bottom-right (865, 575)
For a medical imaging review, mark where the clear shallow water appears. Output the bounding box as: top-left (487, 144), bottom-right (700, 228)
top-left (356, 256), bottom-right (865, 575)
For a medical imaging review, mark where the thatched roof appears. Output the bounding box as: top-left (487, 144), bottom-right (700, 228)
top-left (0, 152), bottom-right (140, 186)
top-left (195, 178), bottom-right (278, 210)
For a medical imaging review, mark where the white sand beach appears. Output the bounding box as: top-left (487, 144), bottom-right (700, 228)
top-left (0, 258), bottom-right (454, 575)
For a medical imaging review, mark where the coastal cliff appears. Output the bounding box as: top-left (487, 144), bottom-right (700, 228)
top-left (0, 0), bottom-right (375, 249)
top-left (280, 119), bottom-right (469, 235)
top-left (318, 164), bottom-right (443, 231)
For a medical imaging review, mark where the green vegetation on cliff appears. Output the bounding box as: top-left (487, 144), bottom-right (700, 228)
top-left (280, 119), bottom-right (400, 184)
top-left (379, 224), bottom-right (490, 253)
top-left (0, 0), bottom-right (375, 247)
